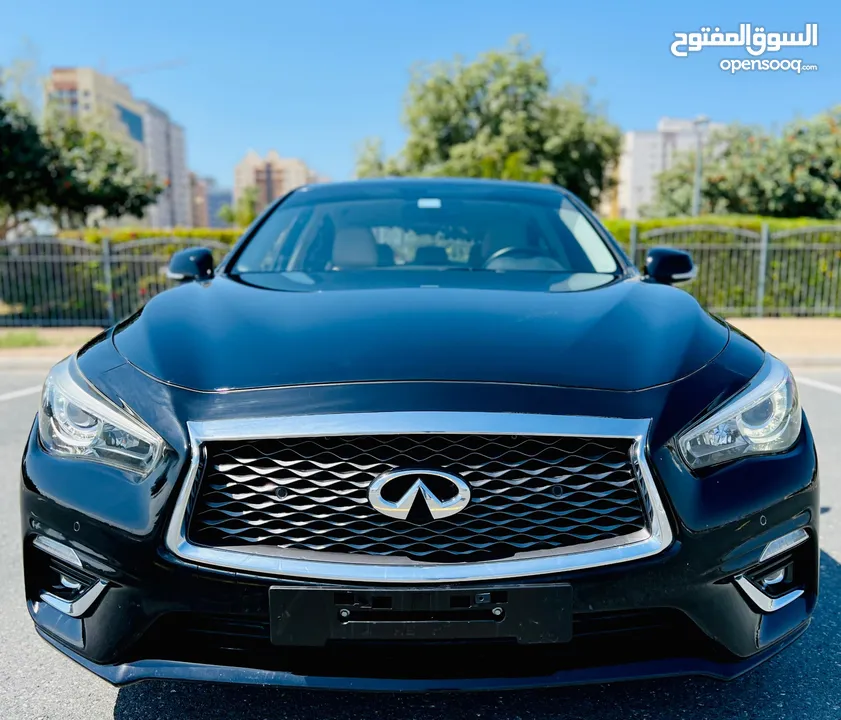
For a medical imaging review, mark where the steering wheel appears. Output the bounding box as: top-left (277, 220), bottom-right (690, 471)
top-left (482, 246), bottom-right (551, 269)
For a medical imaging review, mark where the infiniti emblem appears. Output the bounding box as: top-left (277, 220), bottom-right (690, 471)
top-left (368, 469), bottom-right (471, 521)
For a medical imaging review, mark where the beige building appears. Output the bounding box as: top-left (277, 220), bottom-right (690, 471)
top-left (189, 173), bottom-right (209, 227)
top-left (45, 67), bottom-right (147, 171)
top-left (44, 67), bottom-right (191, 228)
top-left (596, 163), bottom-right (620, 220)
top-left (615, 117), bottom-right (725, 219)
top-left (234, 150), bottom-right (324, 213)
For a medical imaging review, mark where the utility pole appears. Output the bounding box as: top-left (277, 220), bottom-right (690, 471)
top-left (692, 115), bottom-right (710, 217)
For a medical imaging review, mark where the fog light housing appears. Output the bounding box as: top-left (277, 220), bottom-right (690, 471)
top-left (30, 537), bottom-right (107, 618)
top-left (735, 530), bottom-right (811, 613)
top-left (761, 567), bottom-right (786, 587)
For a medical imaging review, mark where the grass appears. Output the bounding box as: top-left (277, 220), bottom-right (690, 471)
top-left (0, 327), bottom-right (101, 350)
top-left (0, 330), bottom-right (53, 348)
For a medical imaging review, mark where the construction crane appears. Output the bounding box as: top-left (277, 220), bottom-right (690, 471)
top-left (108, 58), bottom-right (189, 79)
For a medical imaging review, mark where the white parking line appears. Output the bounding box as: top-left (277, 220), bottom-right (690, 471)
top-left (797, 376), bottom-right (841, 397)
top-left (0, 386), bottom-right (42, 404)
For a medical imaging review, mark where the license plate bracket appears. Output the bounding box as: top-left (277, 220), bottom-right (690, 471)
top-left (268, 584), bottom-right (572, 646)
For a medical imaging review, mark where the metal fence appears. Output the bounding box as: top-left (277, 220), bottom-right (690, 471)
top-left (628, 224), bottom-right (841, 317)
top-left (0, 237), bottom-right (229, 327)
top-left (0, 226), bottom-right (839, 327)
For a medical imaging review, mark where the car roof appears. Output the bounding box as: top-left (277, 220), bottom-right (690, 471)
top-left (285, 177), bottom-right (572, 205)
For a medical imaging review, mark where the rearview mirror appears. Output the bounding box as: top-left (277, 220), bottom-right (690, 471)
top-left (167, 247), bottom-right (215, 283)
top-left (643, 247), bottom-right (696, 286)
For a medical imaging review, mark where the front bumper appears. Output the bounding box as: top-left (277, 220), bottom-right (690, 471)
top-left (21, 333), bottom-right (820, 691)
top-left (22, 411), bottom-right (819, 690)
top-left (34, 621), bottom-right (810, 691)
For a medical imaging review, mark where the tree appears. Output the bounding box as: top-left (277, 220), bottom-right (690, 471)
top-left (0, 93), bottom-right (164, 236)
top-left (355, 38), bottom-right (621, 208)
top-left (218, 186), bottom-right (259, 227)
top-left (0, 41), bottom-right (43, 117)
top-left (0, 95), bottom-right (63, 238)
top-left (354, 138), bottom-right (402, 179)
top-left (40, 114), bottom-right (163, 228)
top-left (651, 107), bottom-right (841, 219)
top-left (770, 108), bottom-right (841, 218)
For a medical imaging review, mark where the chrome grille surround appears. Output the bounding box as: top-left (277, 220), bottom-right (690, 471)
top-left (165, 412), bottom-right (673, 583)
top-left (188, 435), bottom-right (649, 562)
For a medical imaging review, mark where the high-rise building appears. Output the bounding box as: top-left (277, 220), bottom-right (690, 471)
top-left (189, 173), bottom-right (209, 228)
top-left (143, 102), bottom-right (190, 227)
top-left (205, 179), bottom-right (233, 228)
top-left (45, 67), bottom-right (147, 171)
top-left (234, 150), bottom-right (323, 213)
top-left (615, 117), bottom-right (725, 219)
top-left (44, 67), bottom-right (191, 228)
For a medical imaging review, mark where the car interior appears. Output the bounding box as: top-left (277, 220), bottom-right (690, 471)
top-left (233, 197), bottom-right (619, 275)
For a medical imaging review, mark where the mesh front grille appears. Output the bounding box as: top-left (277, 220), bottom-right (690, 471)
top-left (187, 434), bottom-right (648, 563)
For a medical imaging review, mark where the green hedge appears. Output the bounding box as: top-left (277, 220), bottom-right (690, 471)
top-left (601, 215), bottom-right (841, 247)
top-left (59, 227), bottom-right (242, 244)
top-left (63, 216), bottom-right (841, 248)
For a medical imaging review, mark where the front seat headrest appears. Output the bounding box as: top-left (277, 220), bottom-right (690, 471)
top-left (332, 227), bottom-right (378, 269)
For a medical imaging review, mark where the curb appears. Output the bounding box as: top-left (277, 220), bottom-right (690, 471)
top-left (2, 355), bottom-right (841, 374)
top-left (0, 356), bottom-right (69, 371)
top-left (781, 356), bottom-right (841, 368)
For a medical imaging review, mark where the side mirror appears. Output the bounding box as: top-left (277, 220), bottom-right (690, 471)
top-left (644, 247), bottom-right (696, 286)
top-left (167, 247), bottom-right (215, 283)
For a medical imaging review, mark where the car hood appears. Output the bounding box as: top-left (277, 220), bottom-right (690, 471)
top-left (112, 274), bottom-right (730, 392)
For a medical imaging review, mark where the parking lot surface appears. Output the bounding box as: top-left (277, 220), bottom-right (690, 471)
top-left (1, 366), bottom-right (839, 720)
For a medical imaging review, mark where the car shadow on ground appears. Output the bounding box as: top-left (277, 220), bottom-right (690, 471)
top-left (113, 552), bottom-right (841, 720)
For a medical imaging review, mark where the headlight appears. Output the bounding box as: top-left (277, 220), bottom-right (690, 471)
top-left (677, 355), bottom-right (802, 470)
top-left (38, 357), bottom-right (164, 478)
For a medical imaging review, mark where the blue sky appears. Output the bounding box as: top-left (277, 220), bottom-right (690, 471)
top-left (1, 0), bottom-right (838, 188)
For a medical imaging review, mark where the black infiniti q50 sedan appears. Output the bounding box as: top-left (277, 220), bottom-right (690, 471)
top-left (22, 178), bottom-right (818, 691)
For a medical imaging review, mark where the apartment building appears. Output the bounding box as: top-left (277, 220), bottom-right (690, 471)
top-left (143, 102), bottom-right (190, 227)
top-left (45, 67), bottom-right (147, 170)
top-left (205, 179), bottom-right (233, 228)
top-left (234, 150), bottom-right (324, 213)
top-left (189, 173), bottom-right (209, 228)
top-left (614, 117), bottom-right (725, 219)
top-left (188, 175), bottom-right (235, 228)
top-left (44, 67), bottom-right (190, 228)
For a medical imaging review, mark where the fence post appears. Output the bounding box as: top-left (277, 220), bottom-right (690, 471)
top-left (102, 237), bottom-right (116, 327)
top-left (756, 223), bottom-right (769, 317)
top-left (629, 223), bottom-right (638, 266)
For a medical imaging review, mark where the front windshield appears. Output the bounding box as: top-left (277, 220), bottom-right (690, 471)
top-left (231, 194), bottom-right (620, 275)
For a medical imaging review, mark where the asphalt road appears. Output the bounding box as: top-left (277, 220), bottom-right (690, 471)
top-left (1, 366), bottom-right (839, 720)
